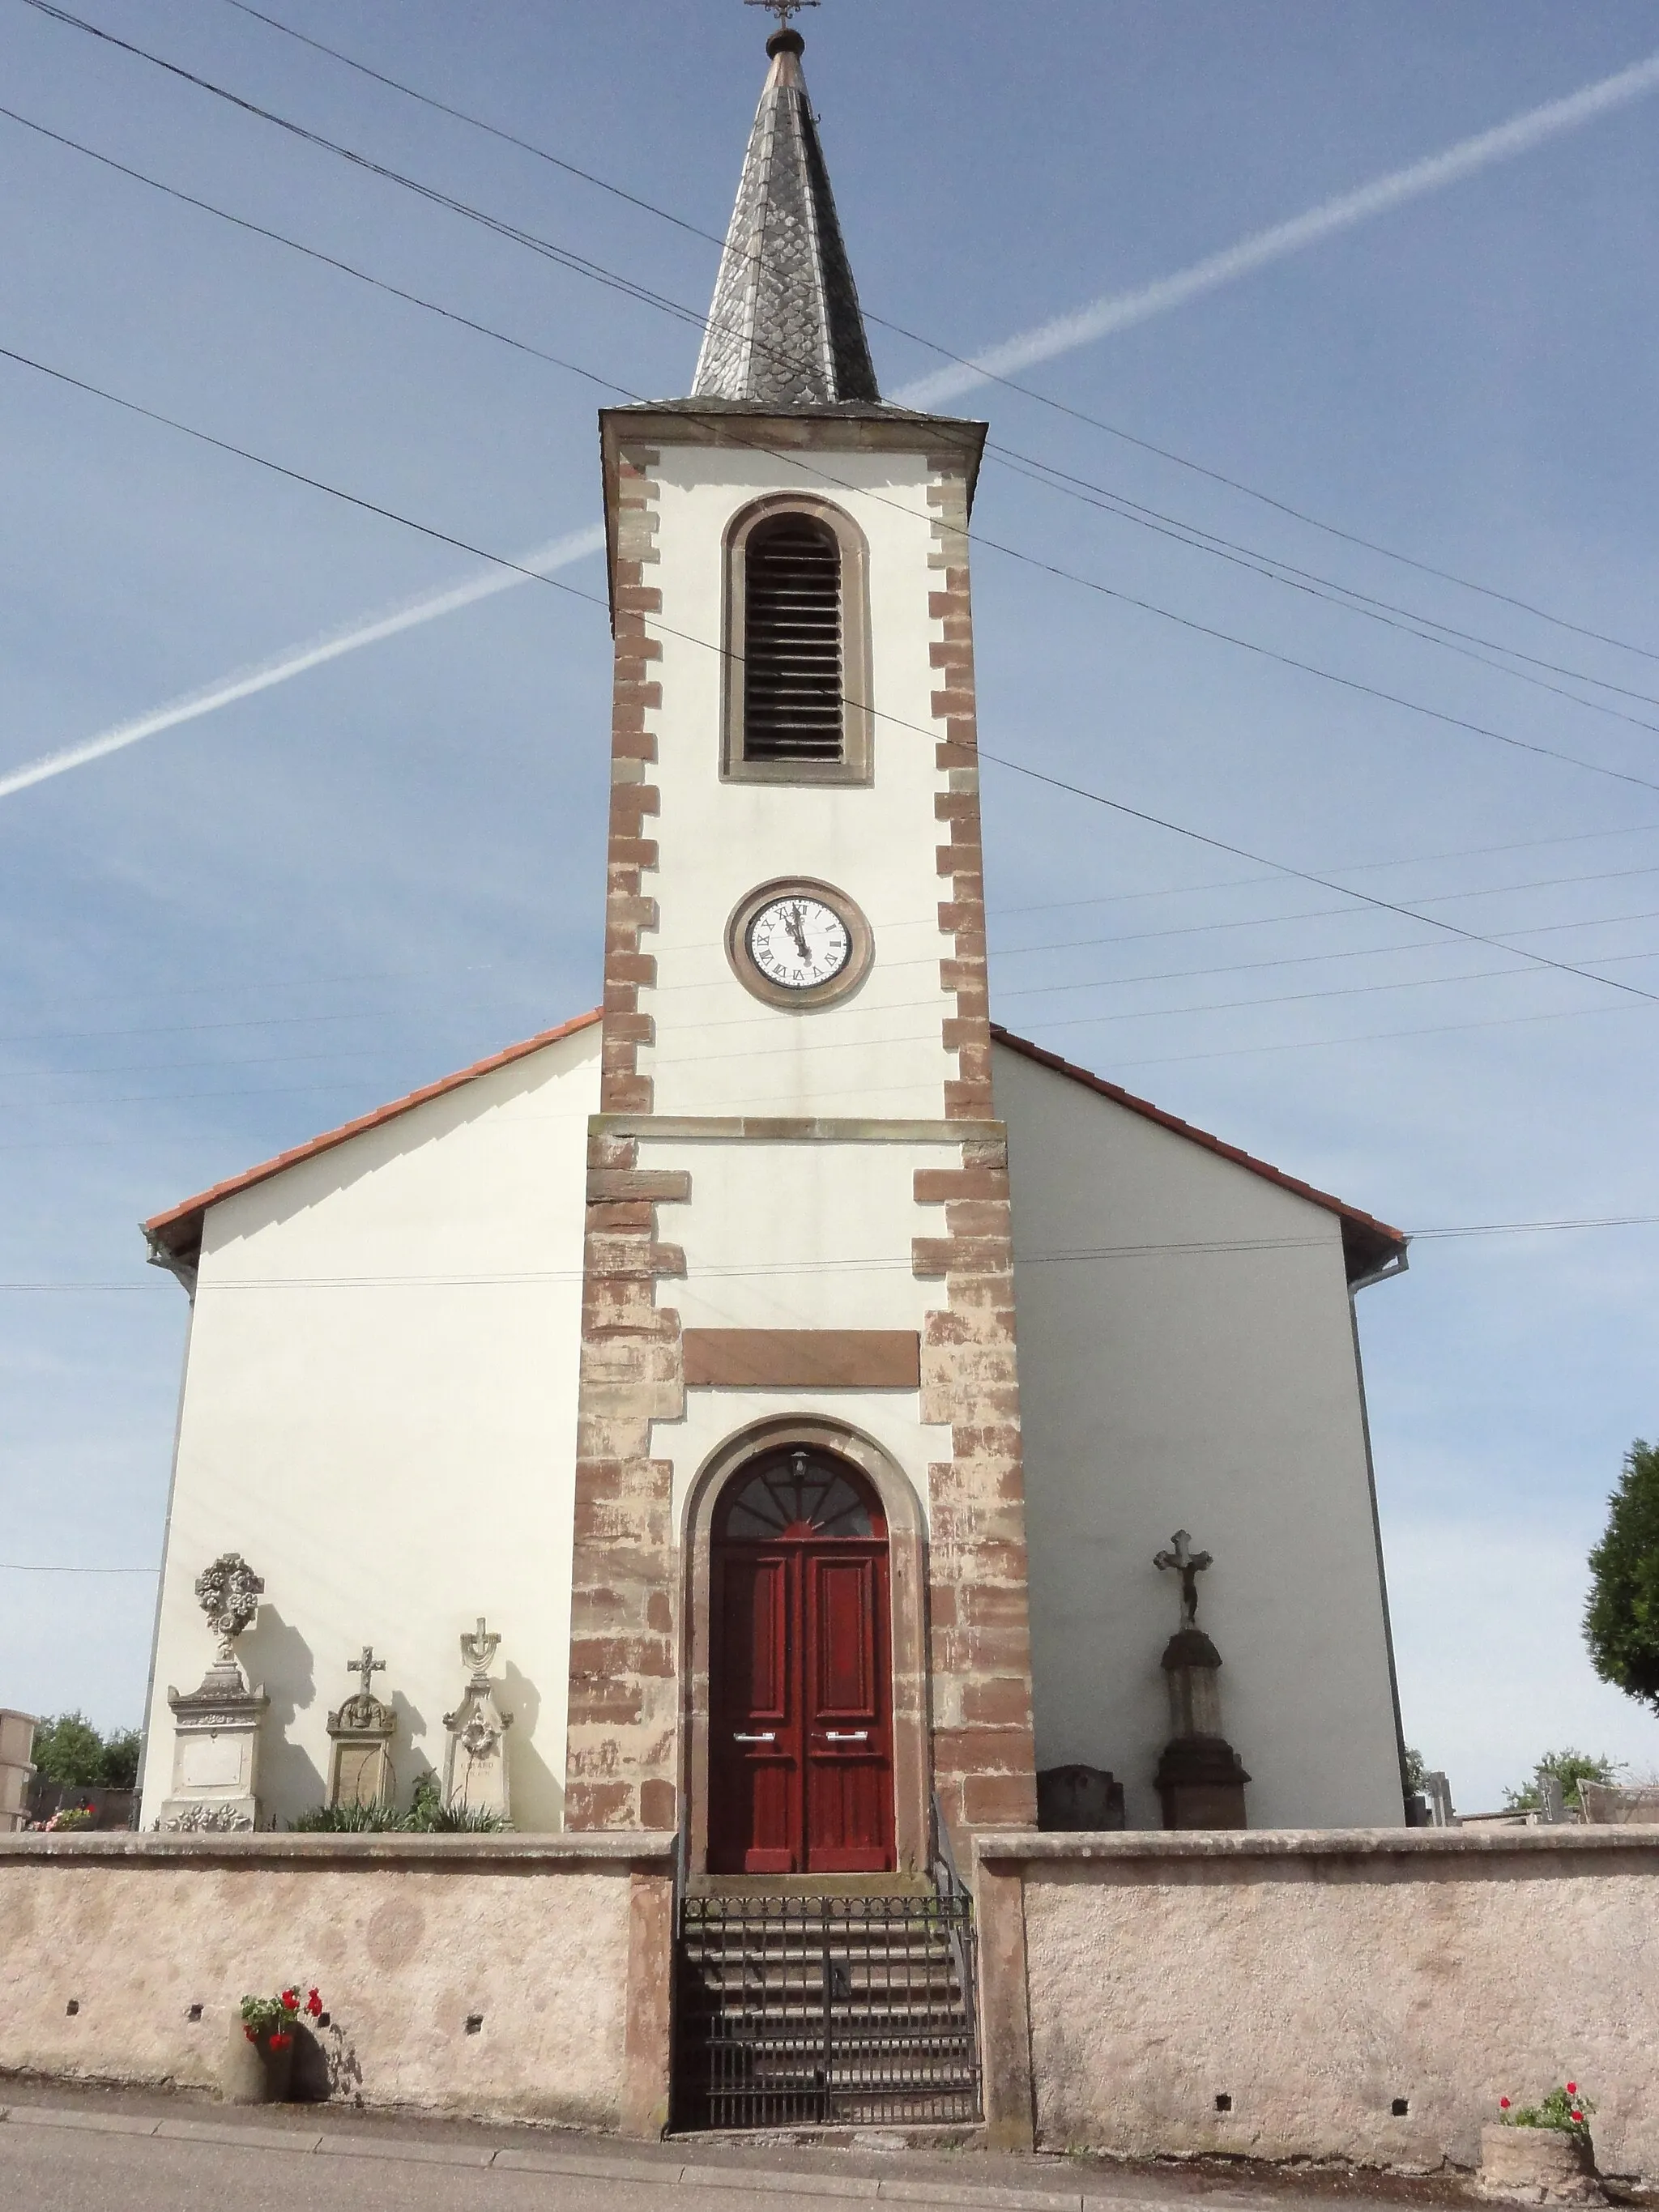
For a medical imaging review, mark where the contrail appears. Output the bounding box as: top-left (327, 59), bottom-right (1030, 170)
top-left (0, 523), bottom-right (605, 801)
top-left (897, 49), bottom-right (1659, 407)
top-left (9, 54), bottom-right (1654, 803)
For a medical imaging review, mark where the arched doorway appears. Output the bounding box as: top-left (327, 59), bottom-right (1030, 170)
top-left (709, 1445), bottom-right (895, 1875)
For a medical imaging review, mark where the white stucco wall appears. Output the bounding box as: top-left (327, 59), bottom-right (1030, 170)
top-left (644, 1132), bottom-right (958, 1533)
top-left (139, 1026), bottom-right (601, 1834)
top-left (995, 1041), bottom-right (1405, 1828)
top-left (638, 445), bottom-right (959, 1120)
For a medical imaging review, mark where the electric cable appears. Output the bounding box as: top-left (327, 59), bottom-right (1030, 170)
top-left (202, 0), bottom-right (1659, 672)
top-left (4, 335), bottom-right (1659, 1026)
top-left (10, 93), bottom-right (1652, 756)
top-left (6, 68), bottom-right (1657, 796)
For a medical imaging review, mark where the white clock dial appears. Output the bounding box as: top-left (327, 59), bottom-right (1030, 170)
top-left (747, 896), bottom-right (852, 991)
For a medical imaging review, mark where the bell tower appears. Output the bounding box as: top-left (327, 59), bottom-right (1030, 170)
top-left (564, 19), bottom-right (1038, 1868)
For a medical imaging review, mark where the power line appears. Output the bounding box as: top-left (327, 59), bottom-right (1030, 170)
top-left (986, 443), bottom-right (1659, 734)
top-left (6, 863), bottom-right (1659, 1056)
top-left (8, 91), bottom-right (1659, 804)
top-left (5, 339), bottom-right (1659, 1029)
top-left (6, 1206), bottom-right (1659, 1300)
top-left (206, 0), bottom-right (1659, 672)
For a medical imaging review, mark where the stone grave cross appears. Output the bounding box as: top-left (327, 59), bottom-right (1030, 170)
top-left (1154, 1528), bottom-right (1213, 1630)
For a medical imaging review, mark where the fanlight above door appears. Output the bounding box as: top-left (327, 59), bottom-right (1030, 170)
top-left (719, 1447), bottom-right (882, 1542)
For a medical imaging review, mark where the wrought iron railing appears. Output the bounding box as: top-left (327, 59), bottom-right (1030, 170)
top-left (676, 1890), bottom-right (981, 2129)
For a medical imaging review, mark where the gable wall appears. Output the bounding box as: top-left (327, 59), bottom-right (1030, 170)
top-left (994, 1041), bottom-right (1405, 1828)
top-left (139, 1028), bottom-right (600, 1833)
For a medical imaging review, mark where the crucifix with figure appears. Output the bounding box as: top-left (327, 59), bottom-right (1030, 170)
top-left (1154, 1530), bottom-right (1213, 1630)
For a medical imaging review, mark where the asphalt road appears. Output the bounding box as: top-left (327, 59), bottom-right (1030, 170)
top-left (0, 2100), bottom-right (1478, 2212)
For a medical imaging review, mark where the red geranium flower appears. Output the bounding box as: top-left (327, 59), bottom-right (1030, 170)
top-left (244, 2026), bottom-right (258, 2044)
top-left (1566, 2083), bottom-right (1577, 2095)
top-left (305, 1990), bottom-right (323, 2018)
top-left (1571, 2112), bottom-right (1584, 2125)
top-left (280, 1989), bottom-right (298, 2010)
top-left (268, 2032), bottom-right (292, 2050)
top-left (1499, 2099), bottom-right (1511, 2111)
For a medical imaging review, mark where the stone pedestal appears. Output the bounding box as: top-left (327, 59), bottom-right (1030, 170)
top-left (1155, 1623), bottom-right (1249, 1830)
top-left (442, 1619), bottom-right (513, 1822)
top-left (0, 1709), bottom-right (35, 1834)
top-left (159, 1663), bottom-right (268, 1833)
top-left (1154, 1732), bottom-right (1250, 1828)
top-left (157, 1552), bottom-right (268, 1833)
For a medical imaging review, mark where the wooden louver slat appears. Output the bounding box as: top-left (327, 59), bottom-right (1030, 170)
top-left (744, 514), bottom-right (844, 761)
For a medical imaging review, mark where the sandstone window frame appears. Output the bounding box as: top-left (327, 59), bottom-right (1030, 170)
top-left (721, 493), bottom-right (873, 786)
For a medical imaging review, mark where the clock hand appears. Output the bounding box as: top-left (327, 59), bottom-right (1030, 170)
top-left (785, 903), bottom-right (812, 961)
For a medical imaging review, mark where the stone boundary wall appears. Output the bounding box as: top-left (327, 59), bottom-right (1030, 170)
top-left (0, 1832), bottom-right (674, 2137)
top-left (975, 1829), bottom-right (1659, 2178)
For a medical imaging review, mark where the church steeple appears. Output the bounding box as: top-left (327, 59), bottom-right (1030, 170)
top-left (691, 25), bottom-right (881, 407)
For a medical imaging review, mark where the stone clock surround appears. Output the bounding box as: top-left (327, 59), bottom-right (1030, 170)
top-left (563, 410), bottom-right (1038, 1843)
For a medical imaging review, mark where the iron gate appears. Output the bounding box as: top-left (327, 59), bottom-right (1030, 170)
top-left (676, 1891), bottom-right (981, 2129)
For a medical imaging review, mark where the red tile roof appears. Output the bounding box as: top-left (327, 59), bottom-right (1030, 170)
top-left (991, 1025), bottom-right (1408, 1285)
top-left (143, 1009), bottom-right (603, 1272)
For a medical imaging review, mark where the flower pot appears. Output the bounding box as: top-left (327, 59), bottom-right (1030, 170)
top-left (218, 2021), bottom-right (295, 2105)
top-left (1478, 2123), bottom-right (1604, 2205)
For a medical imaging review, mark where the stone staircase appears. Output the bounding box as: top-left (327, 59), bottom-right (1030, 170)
top-left (675, 1884), bottom-right (981, 2129)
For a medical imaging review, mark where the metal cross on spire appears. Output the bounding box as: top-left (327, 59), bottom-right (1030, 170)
top-left (746, 0), bottom-right (818, 29)
top-left (1154, 1530), bottom-right (1213, 1630)
top-left (348, 1644), bottom-right (386, 1698)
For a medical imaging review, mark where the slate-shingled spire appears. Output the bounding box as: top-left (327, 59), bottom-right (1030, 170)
top-left (692, 28), bottom-right (880, 407)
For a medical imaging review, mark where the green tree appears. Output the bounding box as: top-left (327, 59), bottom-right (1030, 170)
top-left (100, 1728), bottom-right (141, 1790)
top-left (30, 1711), bottom-right (109, 1786)
top-left (1401, 1745), bottom-right (1428, 1793)
top-left (1585, 1438), bottom-right (1659, 1715)
top-left (28, 1713), bottom-right (141, 1788)
top-left (1503, 1747), bottom-right (1620, 1813)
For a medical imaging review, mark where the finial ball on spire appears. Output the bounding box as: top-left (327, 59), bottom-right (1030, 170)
top-left (748, 0), bottom-right (817, 54)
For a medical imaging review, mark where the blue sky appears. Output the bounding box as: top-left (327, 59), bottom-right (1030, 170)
top-left (2, 0), bottom-right (1657, 1810)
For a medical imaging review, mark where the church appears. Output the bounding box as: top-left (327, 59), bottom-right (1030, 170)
top-left (135, 21), bottom-right (1413, 1864)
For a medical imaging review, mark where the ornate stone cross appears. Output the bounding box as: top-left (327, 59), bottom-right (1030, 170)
top-left (1154, 1529), bottom-right (1213, 1630)
top-left (460, 1617), bottom-right (501, 1686)
top-left (746, 0), bottom-right (818, 28)
top-left (348, 1645), bottom-right (386, 1698)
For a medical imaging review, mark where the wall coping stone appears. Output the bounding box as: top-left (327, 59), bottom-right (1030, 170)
top-left (0, 1830), bottom-right (675, 1867)
top-left (975, 1826), bottom-right (1659, 1864)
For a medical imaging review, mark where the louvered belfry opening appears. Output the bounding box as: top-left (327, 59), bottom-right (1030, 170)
top-left (743, 513), bottom-right (845, 762)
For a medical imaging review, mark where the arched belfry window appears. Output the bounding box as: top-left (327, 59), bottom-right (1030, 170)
top-left (724, 497), bottom-right (872, 785)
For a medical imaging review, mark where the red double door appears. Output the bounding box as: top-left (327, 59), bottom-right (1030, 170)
top-left (709, 1457), bottom-right (894, 1876)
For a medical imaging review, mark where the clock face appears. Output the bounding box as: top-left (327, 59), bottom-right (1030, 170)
top-left (747, 895), bottom-right (851, 991)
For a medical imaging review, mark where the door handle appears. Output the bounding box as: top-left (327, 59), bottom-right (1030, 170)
top-left (733, 1732), bottom-right (776, 1744)
top-left (823, 1730), bottom-right (869, 1742)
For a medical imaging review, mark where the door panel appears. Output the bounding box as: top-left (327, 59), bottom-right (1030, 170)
top-left (804, 1546), bottom-right (893, 1873)
top-left (710, 1551), bottom-right (800, 1873)
top-left (708, 1461), bottom-right (894, 1878)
